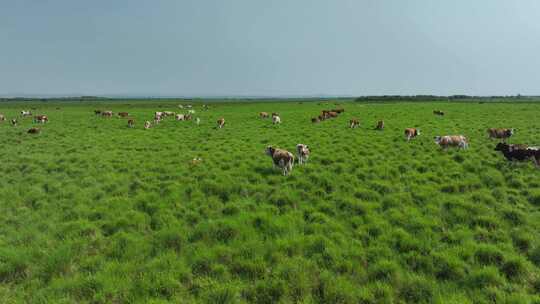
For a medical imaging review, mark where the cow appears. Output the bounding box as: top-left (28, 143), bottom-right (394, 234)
top-left (27, 127), bottom-right (40, 134)
top-left (102, 111), bottom-right (113, 118)
top-left (128, 119), bottom-right (135, 128)
top-left (327, 111), bottom-right (338, 118)
top-left (195, 117), bottom-right (200, 125)
top-left (184, 114), bottom-right (193, 121)
top-left (94, 110), bottom-right (102, 115)
top-left (350, 119), bottom-right (360, 129)
top-left (11, 119), bottom-right (17, 126)
top-left (434, 135), bottom-right (468, 149)
top-left (21, 110), bottom-right (32, 117)
top-left (144, 121), bottom-right (152, 129)
top-left (296, 144), bottom-right (310, 165)
top-left (217, 118), bottom-right (225, 128)
top-left (155, 112), bottom-right (164, 120)
top-left (33, 115), bottom-right (48, 123)
top-left (272, 115), bottom-right (281, 124)
top-left (405, 128), bottom-right (420, 141)
top-left (265, 146), bottom-right (294, 176)
top-left (494, 143), bottom-right (540, 167)
top-left (260, 112), bottom-right (269, 118)
top-left (433, 110), bottom-right (444, 116)
top-left (118, 112), bottom-right (129, 118)
top-left (375, 120), bottom-right (384, 130)
top-left (163, 111), bottom-right (175, 117)
top-left (0, 114), bottom-right (4, 121)
top-left (487, 128), bottom-right (514, 142)
top-left (311, 117), bottom-right (320, 123)
top-left (318, 114), bottom-right (325, 121)
top-left (175, 114), bottom-right (185, 121)
top-left (271, 112), bottom-right (279, 118)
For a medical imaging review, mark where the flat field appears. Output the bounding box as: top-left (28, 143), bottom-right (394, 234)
top-left (0, 100), bottom-right (540, 303)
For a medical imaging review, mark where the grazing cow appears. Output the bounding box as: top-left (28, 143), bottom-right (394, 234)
top-left (494, 143), bottom-right (540, 167)
top-left (265, 146), bottom-right (294, 176)
top-left (332, 108), bottom-right (345, 114)
top-left (350, 119), bottom-right (360, 128)
top-left (94, 110), bottom-right (102, 115)
top-left (272, 115), bottom-right (281, 124)
top-left (433, 110), bottom-right (445, 116)
top-left (118, 112), bottom-right (129, 118)
top-left (217, 118), bottom-right (225, 128)
top-left (311, 117), bottom-right (320, 123)
top-left (296, 144), bottom-right (310, 165)
top-left (0, 114), bottom-right (5, 121)
top-left (27, 127), bottom-right (40, 134)
top-left (33, 115), bottom-right (48, 123)
top-left (128, 119), bottom-right (135, 128)
top-left (175, 114), bottom-right (185, 121)
top-left (163, 111), bottom-right (175, 117)
top-left (487, 128), bottom-right (514, 141)
top-left (102, 111), bottom-right (113, 118)
top-left (11, 119), bottom-right (17, 126)
top-left (195, 117), bottom-right (200, 125)
top-left (375, 120), bottom-right (384, 130)
top-left (260, 112), bottom-right (269, 118)
top-left (434, 135), bottom-right (468, 149)
top-left (184, 114), bottom-right (193, 121)
top-left (144, 121), bottom-right (152, 129)
top-left (404, 128), bottom-right (420, 141)
top-left (21, 110), bottom-right (32, 117)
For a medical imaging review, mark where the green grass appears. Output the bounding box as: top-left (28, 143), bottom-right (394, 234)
top-left (0, 100), bottom-right (540, 303)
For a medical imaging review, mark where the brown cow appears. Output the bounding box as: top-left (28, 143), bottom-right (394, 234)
top-left (33, 115), bottom-right (48, 123)
top-left (375, 120), bottom-right (384, 130)
top-left (102, 111), bottom-right (113, 118)
top-left (128, 119), bottom-right (135, 128)
top-left (487, 128), bottom-right (514, 142)
top-left (434, 135), bottom-right (468, 149)
top-left (217, 118), bottom-right (225, 128)
top-left (118, 112), bottom-right (129, 118)
top-left (350, 119), bottom-right (360, 128)
top-left (405, 128), bottom-right (420, 141)
top-left (260, 112), bottom-right (269, 118)
top-left (265, 146), bottom-right (294, 175)
top-left (27, 127), bottom-right (40, 134)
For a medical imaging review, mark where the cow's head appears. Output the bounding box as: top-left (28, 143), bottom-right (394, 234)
top-left (265, 146), bottom-right (275, 157)
top-left (494, 142), bottom-right (509, 152)
top-left (434, 136), bottom-right (441, 144)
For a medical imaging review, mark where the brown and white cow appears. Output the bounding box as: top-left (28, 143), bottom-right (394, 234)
top-left (184, 114), bottom-right (193, 121)
top-left (495, 143), bottom-right (540, 167)
top-left (102, 111), bottom-right (113, 118)
top-left (144, 121), bottom-right (152, 129)
top-left (163, 111), bottom-right (175, 117)
top-left (327, 111), bottom-right (338, 118)
top-left (118, 112), bottom-right (129, 118)
top-left (296, 144), bottom-right (310, 165)
top-left (34, 115), bottom-right (48, 123)
top-left (350, 119), bottom-right (360, 128)
top-left (434, 135), bottom-right (468, 149)
top-left (128, 119), bottom-right (135, 128)
top-left (405, 128), bottom-right (420, 141)
top-left (217, 118), bottom-right (225, 128)
top-left (487, 128), bottom-right (514, 141)
top-left (176, 114), bottom-right (185, 121)
top-left (27, 127), bottom-right (40, 134)
top-left (375, 120), bottom-right (384, 130)
top-left (272, 115), bottom-right (281, 124)
top-left (260, 112), bottom-right (269, 118)
top-left (265, 146), bottom-right (294, 175)
top-left (21, 110), bottom-right (32, 117)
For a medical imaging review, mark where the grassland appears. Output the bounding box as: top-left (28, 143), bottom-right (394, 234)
top-left (0, 100), bottom-right (539, 303)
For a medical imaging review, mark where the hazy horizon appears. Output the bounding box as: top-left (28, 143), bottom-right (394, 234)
top-left (2, 1), bottom-right (540, 96)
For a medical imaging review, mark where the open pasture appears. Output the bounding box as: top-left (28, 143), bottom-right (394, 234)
top-left (1, 100), bottom-right (540, 303)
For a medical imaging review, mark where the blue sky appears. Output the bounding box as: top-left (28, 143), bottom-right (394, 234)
top-left (1, 0), bottom-right (539, 96)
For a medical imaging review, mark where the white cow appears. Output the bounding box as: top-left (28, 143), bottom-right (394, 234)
top-left (176, 114), bottom-right (185, 121)
top-left (272, 115), bottom-right (281, 124)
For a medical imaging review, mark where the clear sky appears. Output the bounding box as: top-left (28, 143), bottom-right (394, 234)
top-left (1, 0), bottom-right (539, 97)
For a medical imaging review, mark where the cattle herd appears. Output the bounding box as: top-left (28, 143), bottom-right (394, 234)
top-left (1, 105), bottom-right (538, 175)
